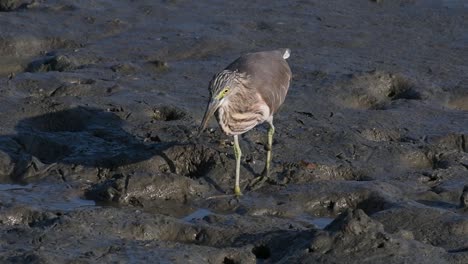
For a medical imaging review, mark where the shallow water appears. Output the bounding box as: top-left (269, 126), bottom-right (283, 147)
top-left (182, 208), bottom-right (213, 222)
top-left (0, 183), bottom-right (95, 211)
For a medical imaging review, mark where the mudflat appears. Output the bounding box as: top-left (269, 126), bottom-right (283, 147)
top-left (0, 0), bottom-right (467, 263)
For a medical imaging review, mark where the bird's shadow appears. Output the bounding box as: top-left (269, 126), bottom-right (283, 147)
top-left (0, 106), bottom-right (178, 183)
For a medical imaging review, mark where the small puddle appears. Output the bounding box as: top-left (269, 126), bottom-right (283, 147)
top-left (182, 208), bottom-right (213, 222)
top-left (0, 183), bottom-right (95, 211)
top-left (0, 183), bottom-right (34, 191)
top-left (310, 217), bottom-right (335, 229)
top-left (297, 214), bottom-right (335, 229)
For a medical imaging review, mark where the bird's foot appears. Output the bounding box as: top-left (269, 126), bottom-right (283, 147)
top-left (247, 176), bottom-right (269, 191)
top-left (247, 170), bottom-right (276, 191)
top-left (234, 186), bottom-right (243, 196)
top-left (248, 168), bottom-right (286, 190)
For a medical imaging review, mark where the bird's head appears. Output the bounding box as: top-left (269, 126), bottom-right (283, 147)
top-left (199, 70), bottom-right (237, 134)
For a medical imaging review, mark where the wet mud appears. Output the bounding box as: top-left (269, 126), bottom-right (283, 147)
top-left (0, 0), bottom-right (467, 263)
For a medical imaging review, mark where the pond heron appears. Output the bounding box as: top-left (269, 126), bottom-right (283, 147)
top-left (199, 49), bottom-right (292, 195)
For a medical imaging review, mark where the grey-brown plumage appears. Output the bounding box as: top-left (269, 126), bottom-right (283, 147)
top-left (199, 49), bottom-right (292, 195)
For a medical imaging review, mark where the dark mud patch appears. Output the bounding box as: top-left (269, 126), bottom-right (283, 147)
top-left (13, 133), bottom-right (71, 164)
top-left (0, 0), bottom-right (29, 12)
top-left (17, 107), bottom-right (95, 133)
top-left (252, 244), bottom-right (271, 259)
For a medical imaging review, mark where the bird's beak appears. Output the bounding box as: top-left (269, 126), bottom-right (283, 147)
top-left (198, 98), bottom-right (221, 135)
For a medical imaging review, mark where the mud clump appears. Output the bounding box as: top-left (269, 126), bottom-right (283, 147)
top-left (26, 55), bottom-right (78, 73)
top-left (0, 0), bottom-right (27, 11)
top-left (337, 71), bottom-right (420, 110)
top-left (85, 171), bottom-right (210, 204)
top-left (303, 209), bottom-right (449, 263)
top-left (152, 105), bottom-right (187, 122)
top-left (0, 205), bottom-right (58, 227)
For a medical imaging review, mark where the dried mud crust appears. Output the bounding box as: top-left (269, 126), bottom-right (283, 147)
top-left (0, 0), bottom-right (467, 263)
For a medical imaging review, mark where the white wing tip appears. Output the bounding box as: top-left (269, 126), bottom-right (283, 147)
top-left (282, 48), bottom-right (290, 59)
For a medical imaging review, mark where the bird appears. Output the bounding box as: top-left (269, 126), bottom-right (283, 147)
top-left (199, 49), bottom-right (292, 196)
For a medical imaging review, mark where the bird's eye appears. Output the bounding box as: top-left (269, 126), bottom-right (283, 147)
top-left (216, 88), bottom-right (229, 99)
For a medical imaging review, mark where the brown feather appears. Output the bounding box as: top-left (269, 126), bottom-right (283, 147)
top-left (224, 49), bottom-right (291, 114)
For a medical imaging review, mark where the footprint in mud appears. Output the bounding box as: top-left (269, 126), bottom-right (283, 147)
top-left (158, 144), bottom-right (224, 177)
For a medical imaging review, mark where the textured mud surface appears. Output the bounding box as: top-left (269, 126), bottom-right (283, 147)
top-left (0, 0), bottom-right (468, 263)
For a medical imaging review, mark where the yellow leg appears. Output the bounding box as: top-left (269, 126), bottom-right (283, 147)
top-left (248, 121), bottom-right (275, 191)
top-left (263, 122), bottom-right (275, 177)
top-left (233, 135), bottom-right (242, 196)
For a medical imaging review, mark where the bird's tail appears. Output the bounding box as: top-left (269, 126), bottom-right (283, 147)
top-left (282, 48), bottom-right (290, 59)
